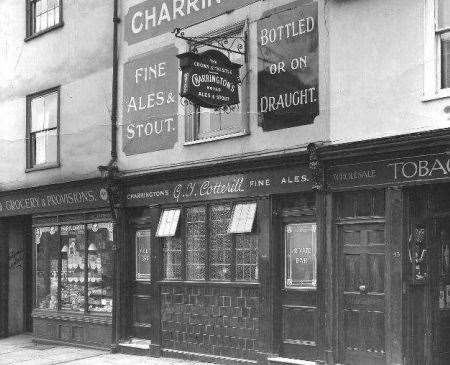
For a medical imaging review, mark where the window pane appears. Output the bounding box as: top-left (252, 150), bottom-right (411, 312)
top-left (438, 0), bottom-right (450, 29)
top-left (236, 234), bottom-right (258, 282)
top-left (31, 96), bottom-right (45, 132)
top-left (47, 8), bottom-right (55, 28)
top-left (40, 11), bottom-right (48, 31)
top-left (285, 223), bottom-right (317, 289)
top-left (35, 226), bottom-right (59, 310)
top-left (441, 32), bottom-right (450, 89)
top-left (43, 92), bottom-right (58, 129)
top-left (210, 205), bottom-right (233, 281)
top-left (87, 223), bottom-right (113, 313)
top-left (33, 129), bottom-right (57, 166)
top-left (54, 5), bottom-right (60, 24)
top-left (135, 229), bottom-right (151, 281)
top-left (61, 225), bottom-right (85, 312)
top-left (35, 14), bottom-right (41, 33)
top-left (35, 0), bottom-right (42, 15)
top-left (163, 236), bottom-right (183, 280)
top-left (186, 206), bottom-right (206, 280)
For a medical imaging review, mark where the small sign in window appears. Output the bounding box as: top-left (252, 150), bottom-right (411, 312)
top-left (285, 222), bottom-right (317, 289)
top-left (228, 202), bottom-right (257, 234)
top-left (136, 229), bottom-right (151, 281)
top-left (156, 209), bottom-right (181, 237)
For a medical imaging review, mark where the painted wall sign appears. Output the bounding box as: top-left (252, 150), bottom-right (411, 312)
top-left (177, 50), bottom-right (241, 108)
top-left (0, 183), bottom-right (109, 217)
top-left (127, 166), bottom-right (313, 206)
top-left (257, 1), bottom-right (319, 131)
top-left (124, 0), bottom-right (259, 45)
top-left (122, 46), bottom-right (179, 156)
top-left (329, 152), bottom-right (450, 189)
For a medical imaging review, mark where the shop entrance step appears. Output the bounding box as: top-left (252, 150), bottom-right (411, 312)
top-left (267, 357), bottom-right (317, 365)
top-left (117, 338), bottom-right (160, 357)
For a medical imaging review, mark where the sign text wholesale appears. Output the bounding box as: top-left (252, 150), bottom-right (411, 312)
top-left (122, 46), bottom-right (179, 155)
top-left (258, 1), bottom-right (319, 130)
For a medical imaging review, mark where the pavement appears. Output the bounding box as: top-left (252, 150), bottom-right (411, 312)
top-left (0, 334), bottom-right (210, 365)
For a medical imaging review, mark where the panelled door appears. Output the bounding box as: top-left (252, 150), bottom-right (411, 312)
top-left (279, 212), bottom-right (318, 361)
top-left (338, 221), bottom-right (386, 365)
top-left (128, 209), bottom-right (160, 340)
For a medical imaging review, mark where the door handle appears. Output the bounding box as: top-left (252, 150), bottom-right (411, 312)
top-left (358, 284), bottom-right (367, 294)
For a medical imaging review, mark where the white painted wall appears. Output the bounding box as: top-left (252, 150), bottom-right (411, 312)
top-left (118, 0), bottom-right (330, 174)
top-left (329, 0), bottom-right (449, 143)
top-left (0, 0), bottom-right (113, 191)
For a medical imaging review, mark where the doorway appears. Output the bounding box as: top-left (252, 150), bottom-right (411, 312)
top-left (335, 190), bottom-right (387, 365)
top-left (126, 208), bottom-right (160, 341)
top-left (276, 194), bottom-right (318, 361)
top-left (407, 184), bottom-right (450, 365)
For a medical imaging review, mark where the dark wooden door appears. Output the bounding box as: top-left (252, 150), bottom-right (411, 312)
top-left (279, 217), bottom-right (318, 360)
top-left (128, 209), bottom-right (160, 340)
top-left (339, 221), bottom-right (386, 365)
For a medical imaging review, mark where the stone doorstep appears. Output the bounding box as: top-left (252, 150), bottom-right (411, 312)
top-left (267, 357), bottom-right (317, 365)
top-left (118, 338), bottom-right (152, 349)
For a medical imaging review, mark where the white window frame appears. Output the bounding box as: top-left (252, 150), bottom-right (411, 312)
top-left (423, 0), bottom-right (450, 100)
top-left (183, 20), bottom-right (250, 144)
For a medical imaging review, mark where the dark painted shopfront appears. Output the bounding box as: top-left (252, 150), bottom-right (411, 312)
top-left (116, 158), bottom-right (327, 364)
top-left (324, 132), bottom-right (450, 365)
top-left (0, 180), bottom-right (115, 348)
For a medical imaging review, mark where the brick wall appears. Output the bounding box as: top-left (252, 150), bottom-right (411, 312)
top-left (161, 284), bottom-right (260, 360)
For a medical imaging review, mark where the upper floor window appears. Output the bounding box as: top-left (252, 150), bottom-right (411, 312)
top-left (26, 87), bottom-right (60, 170)
top-left (437, 0), bottom-right (450, 89)
top-left (184, 22), bottom-right (249, 143)
top-left (424, 0), bottom-right (450, 98)
top-left (26, 0), bottom-right (62, 39)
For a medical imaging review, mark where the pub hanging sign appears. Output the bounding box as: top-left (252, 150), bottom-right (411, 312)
top-left (177, 50), bottom-right (241, 109)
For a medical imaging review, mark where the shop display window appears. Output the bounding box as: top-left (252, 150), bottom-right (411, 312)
top-left (285, 223), bottom-right (317, 289)
top-left (162, 201), bottom-right (259, 282)
top-left (34, 220), bottom-right (113, 314)
top-left (35, 226), bottom-right (59, 310)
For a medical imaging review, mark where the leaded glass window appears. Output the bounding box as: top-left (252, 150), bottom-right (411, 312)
top-left (162, 202), bottom-right (259, 283)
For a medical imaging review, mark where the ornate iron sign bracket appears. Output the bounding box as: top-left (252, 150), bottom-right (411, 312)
top-left (173, 27), bottom-right (247, 58)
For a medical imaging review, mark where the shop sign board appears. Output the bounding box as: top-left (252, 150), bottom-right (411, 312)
top-left (122, 46), bottom-right (179, 155)
top-left (177, 50), bottom-right (241, 109)
top-left (0, 183), bottom-right (109, 217)
top-left (329, 152), bottom-right (450, 189)
top-left (127, 166), bottom-right (313, 206)
top-left (124, 0), bottom-right (259, 45)
top-left (257, 1), bottom-right (319, 131)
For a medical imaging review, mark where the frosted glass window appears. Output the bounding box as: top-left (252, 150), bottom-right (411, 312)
top-left (210, 205), bottom-right (233, 281)
top-left (285, 223), bottom-right (317, 289)
top-left (135, 229), bottom-right (151, 281)
top-left (186, 207), bottom-right (207, 280)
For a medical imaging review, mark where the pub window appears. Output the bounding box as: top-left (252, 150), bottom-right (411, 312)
top-left (185, 22), bottom-right (249, 143)
top-left (26, 0), bottom-right (62, 39)
top-left (162, 202), bottom-right (258, 282)
top-left (228, 202), bottom-right (257, 233)
top-left (35, 221), bottom-right (114, 313)
top-left (26, 87), bottom-right (60, 170)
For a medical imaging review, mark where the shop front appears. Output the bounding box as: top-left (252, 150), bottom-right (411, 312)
top-left (0, 179), bottom-right (114, 349)
top-left (328, 147), bottom-right (450, 365)
top-left (118, 160), bottom-right (326, 364)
